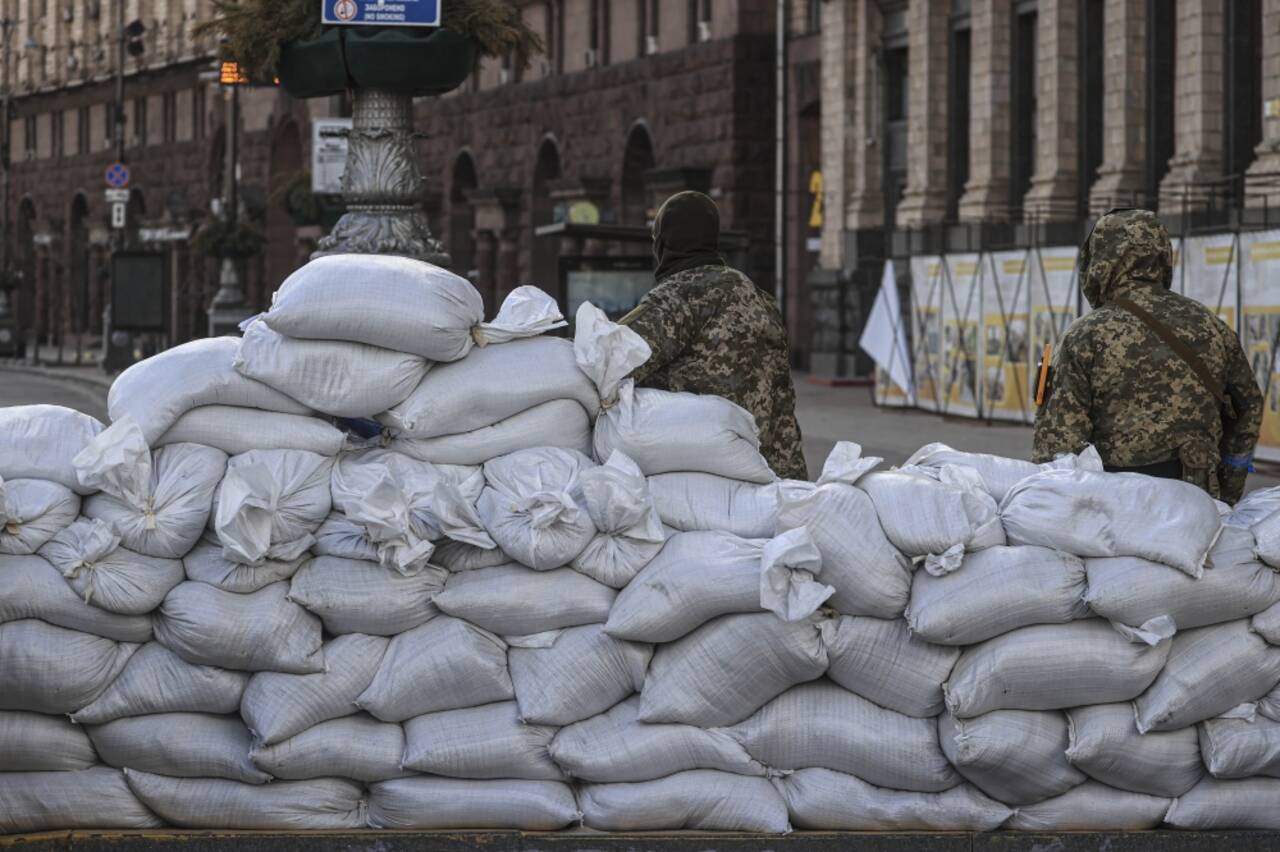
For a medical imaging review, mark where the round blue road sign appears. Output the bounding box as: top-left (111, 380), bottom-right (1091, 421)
top-left (105, 162), bottom-right (130, 188)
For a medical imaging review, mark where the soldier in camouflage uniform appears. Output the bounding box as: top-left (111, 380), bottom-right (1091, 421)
top-left (619, 191), bottom-right (808, 480)
top-left (1033, 208), bottom-right (1262, 503)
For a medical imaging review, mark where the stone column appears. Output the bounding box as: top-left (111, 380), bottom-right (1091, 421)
top-left (958, 0), bottom-right (1012, 222)
top-left (1159, 0), bottom-right (1225, 213)
top-left (1089, 0), bottom-right (1147, 212)
top-left (1245, 0), bottom-right (1280, 210)
top-left (1023, 0), bottom-right (1079, 221)
top-left (895, 0), bottom-right (951, 228)
top-left (819, 0), bottom-right (884, 269)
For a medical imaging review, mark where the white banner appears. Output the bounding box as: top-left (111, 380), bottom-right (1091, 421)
top-left (864, 260), bottom-right (915, 407)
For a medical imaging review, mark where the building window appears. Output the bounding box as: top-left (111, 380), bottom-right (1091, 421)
top-left (193, 84), bottom-right (206, 139)
top-left (587, 0), bottom-right (608, 65)
top-left (50, 110), bottom-right (62, 159)
top-left (132, 96), bottom-right (147, 147)
top-left (77, 105), bottom-right (89, 154)
top-left (640, 0), bottom-right (659, 55)
top-left (1010, 3), bottom-right (1038, 219)
top-left (946, 20), bottom-right (971, 221)
top-left (806, 0), bottom-right (820, 34)
top-left (1078, 0), bottom-right (1104, 212)
top-left (689, 0), bottom-right (711, 43)
top-left (1145, 0), bottom-right (1175, 202)
top-left (23, 115), bottom-right (35, 159)
top-left (163, 91), bottom-right (177, 142)
top-left (882, 31), bottom-right (909, 230)
top-left (544, 0), bottom-right (556, 73)
top-left (1224, 0), bottom-right (1262, 186)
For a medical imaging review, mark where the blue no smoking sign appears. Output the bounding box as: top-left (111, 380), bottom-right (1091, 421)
top-left (104, 162), bottom-right (130, 188)
top-left (322, 0), bottom-right (441, 26)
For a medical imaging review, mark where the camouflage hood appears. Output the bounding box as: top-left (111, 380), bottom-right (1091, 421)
top-left (1079, 208), bottom-right (1174, 309)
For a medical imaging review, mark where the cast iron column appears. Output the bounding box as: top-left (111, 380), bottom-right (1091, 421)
top-left (313, 88), bottom-right (449, 266)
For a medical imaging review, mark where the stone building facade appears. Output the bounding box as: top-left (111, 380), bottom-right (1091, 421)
top-left (1, 0), bottom-right (796, 360)
top-left (814, 0), bottom-right (1280, 379)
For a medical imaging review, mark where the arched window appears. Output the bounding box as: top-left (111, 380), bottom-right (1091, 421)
top-left (621, 123), bottom-right (656, 225)
top-left (449, 150), bottom-right (479, 284)
top-left (531, 137), bottom-right (562, 290)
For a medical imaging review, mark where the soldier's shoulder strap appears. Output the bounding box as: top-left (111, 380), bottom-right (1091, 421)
top-left (1111, 296), bottom-right (1225, 405)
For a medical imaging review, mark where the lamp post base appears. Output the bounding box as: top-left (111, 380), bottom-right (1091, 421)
top-left (312, 88), bottom-right (450, 267)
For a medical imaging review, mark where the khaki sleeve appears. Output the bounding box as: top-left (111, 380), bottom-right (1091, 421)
top-left (620, 283), bottom-right (698, 385)
top-left (1032, 336), bottom-right (1094, 464)
top-left (1218, 324), bottom-right (1264, 504)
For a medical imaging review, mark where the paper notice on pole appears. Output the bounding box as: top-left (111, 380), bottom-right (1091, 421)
top-left (863, 260), bottom-right (914, 407)
top-left (312, 118), bottom-right (354, 195)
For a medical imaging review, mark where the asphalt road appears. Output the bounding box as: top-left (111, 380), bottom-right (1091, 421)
top-left (0, 370), bottom-right (109, 422)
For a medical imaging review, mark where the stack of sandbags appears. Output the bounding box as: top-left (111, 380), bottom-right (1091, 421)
top-left (7, 252), bottom-right (1280, 836)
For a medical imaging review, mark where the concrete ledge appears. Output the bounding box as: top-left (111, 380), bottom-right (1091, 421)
top-left (4, 830), bottom-right (1280, 852)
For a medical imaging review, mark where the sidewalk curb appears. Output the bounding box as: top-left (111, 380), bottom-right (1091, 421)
top-left (0, 361), bottom-right (115, 393)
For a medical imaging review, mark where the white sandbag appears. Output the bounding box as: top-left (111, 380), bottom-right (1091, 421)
top-left (939, 709), bottom-right (1085, 806)
top-left (0, 553), bottom-right (152, 642)
top-left (570, 451), bottom-right (665, 588)
top-left (824, 615), bottom-right (959, 717)
top-left (639, 612), bottom-right (830, 727)
top-left (477, 447), bottom-right (597, 570)
top-left (358, 616), bottom-right (513, 722)
top-left (157, 405), bottom-right (345, 456)
top-left (0, 405), bottom-right (104, 494)
top-left (108, 337), bottom-right (312, 444)
top-left (775, 444), bottom-right (913, 617)
top-left (945, 619), bottom-right (1174, 717)
top-left (1251, 491), bottom-right (1280, 568)
top-left (263, 257), bottom-right (557, 361)
top-left (647, 471), bottom-right (779, 539)
top-left (724, 681), bottom-right (958, 792)
top-left (432, 563), bottom-right (615, 636)
top-left (0, 711), bottom-right (96, 771)
top-left (579, 770), bottom-right (790, 833)
top-left (152, 581), bottom-right (324, 674)
top-left (124, 768), bottom-right (365, 830)
top-left (402, 700), bottom-right (563, 780)
top-left (38, 518), bottom-right (185, 615)
top-left (604, 529), bottom-right (831, 643)
top-left (213, 449), bottom-right (333, 565)
top-left (88, 712), bottom-right (268, 783)
top-left (1000, 467), bottom-right (1222, 578)
top-left (183, 535), bottom-right (305, 593)
top-left (432, 538), bottom-right (512, 573)
top-left (1135, 620), bottom-right (1280, 733)
top-left (1200, 716), bottom-right (1280, 779)
top-left (1065, 703), bottom-right (1203, 796)
top-left (287, 554), bottom-right (446, 636)
top-left (1255, 600), bottom-right (1280, 644)
top-left (549, 695), bottom-right (766, 783)
top-left (71, 642), bottom-right (249, 725)
top-left (0, 767), bottom-right (161, 834)
top-left (236, 317), bottom-right (430, 417)
top-left (858, 464), bottom-right (1005, 562)
top-left (908, 545), bottom-right (1088, 645)
top-left (311, 513), bottom-right (379, 562)
top-left (1086, 527), bottom-right (1280, 631)
top-left (778, 768), bottom-right (1012, 831)
top-left (240, 633), bottom-right (388, 745)
top-left (574, 302), bottom-right (775, 483)
top-left (250, 713), bottom-right (408, 782)
top-left (367, 776), bottom-right (580, 830)
top-left (0, 478), bottom-right (79, 555)
top-left (75, 419), bottom-right (227, 557)
top-left (1165, 777), bottom-right (1280, 830)
top-left (1006, 781), bottom-right (1170, 831)
top-left (383, 336), bottom-right (598, 438)
top-left (330, 449), bottom-right (492, 576)
top-left (1261, 684), bottom-right (1280, 723)
top-left (0, 620), bottom-right (137, 714)
top-left (904, 443), bottom-right (1042, 503)
top-left (392, 399), bottom-right (594, 467)
top-left (508, 624), bottom-right (651, 726)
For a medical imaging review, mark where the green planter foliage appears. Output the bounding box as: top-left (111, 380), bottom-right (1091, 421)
top-left (193, 219), bottom-right (267, 259)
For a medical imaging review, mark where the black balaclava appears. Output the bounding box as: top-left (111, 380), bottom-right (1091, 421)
top-left (651, 191), bottom-right (726, 282)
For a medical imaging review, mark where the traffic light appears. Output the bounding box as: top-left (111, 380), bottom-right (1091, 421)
top-left (125, 19), bottom-right (145, 57)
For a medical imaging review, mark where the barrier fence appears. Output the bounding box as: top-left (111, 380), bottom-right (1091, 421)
top-left (871, 228), bottom-right (1280, 462)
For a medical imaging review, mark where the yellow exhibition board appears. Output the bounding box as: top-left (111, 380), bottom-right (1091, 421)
top-left (1240, 231), bottom-right (1280, 462)
top-left (909, 255), bottom-right (945, 413)
top-left (982, 250), bottom-right (1033, 423)
top-left (939, 253), bottom-right (982, 419)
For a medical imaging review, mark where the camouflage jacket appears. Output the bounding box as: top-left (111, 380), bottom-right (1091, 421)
top-left (1033, 210), bottom-right (1263, 503)
top-left (620, 264), bottom-right (808, 480)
